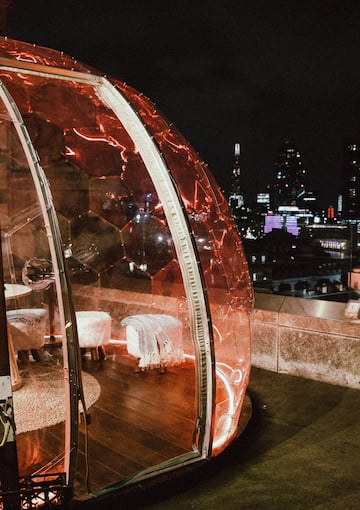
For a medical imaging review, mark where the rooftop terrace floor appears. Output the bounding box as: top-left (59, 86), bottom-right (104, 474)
top-left (83, 367), bottom-right (360, 509)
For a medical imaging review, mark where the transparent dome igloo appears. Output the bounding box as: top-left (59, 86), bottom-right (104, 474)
top-left (0, 37), bottom-right (253, 507)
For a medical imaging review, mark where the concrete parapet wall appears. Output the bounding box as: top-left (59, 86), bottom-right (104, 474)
top-left (71, 284), bottom-right (181, 339)
top-left (252, 293), bottom-right (360, 389)
top-left (72, 284), bottom-right (359, 388)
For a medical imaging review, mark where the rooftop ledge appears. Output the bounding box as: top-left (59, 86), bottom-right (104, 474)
top-left (252, 292), bottom-right (360, 389)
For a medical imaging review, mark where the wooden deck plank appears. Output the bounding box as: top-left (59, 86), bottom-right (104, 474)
top-left (14, 343), bottom-right (199, 498)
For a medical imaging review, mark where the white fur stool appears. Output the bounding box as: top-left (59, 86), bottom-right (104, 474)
top-left (76, 311), bottom-right (111, 360)
top-left (7, 308), bottom-right (47, 362)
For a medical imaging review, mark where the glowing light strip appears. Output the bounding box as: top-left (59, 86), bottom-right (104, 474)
top-left (183, 353), bottom-right (241, 452)
top-left (72, 127), bottom-right (128, 171)
top-left (72, 127), bottom-right (124, 149)
top-left (212, 366), bottom-right (236, 452)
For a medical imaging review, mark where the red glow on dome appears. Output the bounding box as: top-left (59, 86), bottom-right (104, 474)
top-left (0, 36), bottom-right (253, 505)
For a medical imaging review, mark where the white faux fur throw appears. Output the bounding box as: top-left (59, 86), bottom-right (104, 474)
top-left (121, 314), bottom-right (184, 369)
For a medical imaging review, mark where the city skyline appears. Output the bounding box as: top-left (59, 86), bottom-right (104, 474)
top-left (8, 1), bottom-right (360, 209)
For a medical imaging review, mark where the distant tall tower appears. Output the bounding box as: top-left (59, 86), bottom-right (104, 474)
top-left (229, 142), bottom-right (245, 220)
top-left (272, 139), bottom-right (306, 210)
top-left (342, 138), bottom-right (360, 219)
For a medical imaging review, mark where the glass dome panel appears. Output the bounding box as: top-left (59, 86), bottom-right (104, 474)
top-left (0, 58), bottom-right (202, 496)
top-left (0, 99), bottom-right (72, 489)
top-left (0, 37), bottom-right (95, 74)
top-left (114, 83), bottom-right (253, 452)
top-left (0, 37), bottom-right (253, 506)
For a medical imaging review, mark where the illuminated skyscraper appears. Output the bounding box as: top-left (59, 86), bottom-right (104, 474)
top-left (342, 138), bottom-right (360, 219)
top-left (272, 139), bottom-right (307, 210)
top-left (229, 142), bottom-right (245, 219)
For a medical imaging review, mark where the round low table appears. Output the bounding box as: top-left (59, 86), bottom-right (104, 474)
top-left (5, 284), bottom-right (32, 301)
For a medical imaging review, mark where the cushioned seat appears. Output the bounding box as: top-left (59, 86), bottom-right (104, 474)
top-left (7, 308), bottom-right (48, 361)
top-left (76, 311), bottom-right (111, 360)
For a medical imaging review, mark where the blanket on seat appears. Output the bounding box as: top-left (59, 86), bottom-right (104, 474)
top-left (121, 314), bottom-right (184, 369)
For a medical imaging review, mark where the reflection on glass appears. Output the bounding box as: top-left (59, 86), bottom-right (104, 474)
top-left (0, 115), bottom-right (68, 486)
top-left (122, 212), bottom-right (174, 275)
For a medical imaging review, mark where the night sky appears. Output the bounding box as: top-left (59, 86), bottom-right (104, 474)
top-left (8, 0), bottom-right (360, 209)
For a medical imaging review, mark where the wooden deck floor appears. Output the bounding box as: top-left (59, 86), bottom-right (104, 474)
top-left (74, 343), bottom-right (197, 497)
top-left (14, 343), bottom-right (251, 502)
